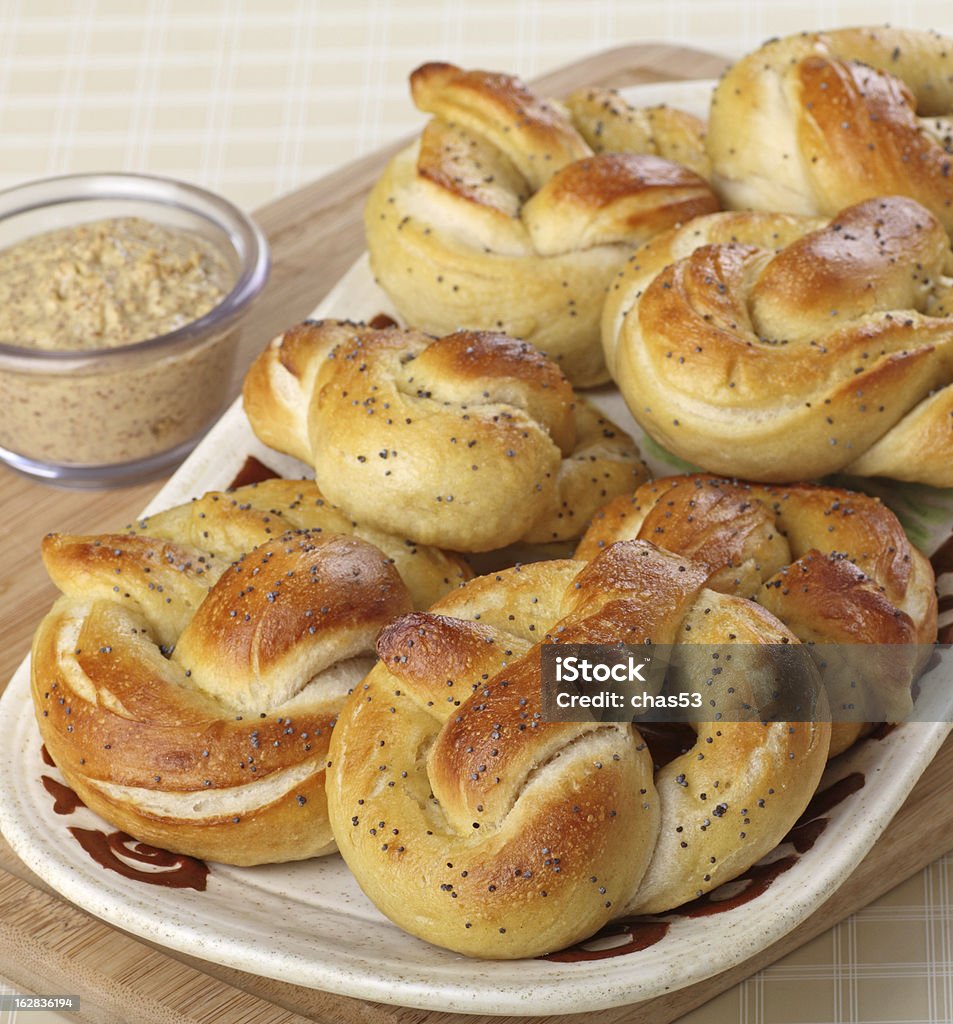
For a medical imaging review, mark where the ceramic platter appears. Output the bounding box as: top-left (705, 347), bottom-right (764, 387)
top-left (1, 80), bottom-right (952, 1016)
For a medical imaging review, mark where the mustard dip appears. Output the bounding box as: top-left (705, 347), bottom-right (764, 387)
top-left (0, 217), bottom-right (232, 350)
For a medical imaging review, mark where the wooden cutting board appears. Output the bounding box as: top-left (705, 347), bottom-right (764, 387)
top-left (1, 43), bottom-right (951, 1024)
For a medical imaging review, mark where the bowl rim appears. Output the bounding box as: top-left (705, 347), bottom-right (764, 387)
top-left (0, 171), bottom-right (270, 366)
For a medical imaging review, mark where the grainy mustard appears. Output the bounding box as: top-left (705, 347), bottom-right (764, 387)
top-left (0, 216), bottom-right (232, 350)
top-left (0, 215), bottom-right (242, 472)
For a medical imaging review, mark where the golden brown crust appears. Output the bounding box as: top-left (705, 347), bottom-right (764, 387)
top-left (30, 484), bottom-right (435, 865)
top-left (707, 27), bottom-right (953, 231)
top-left (576, 475), bottom-right (938, 757)
top-left (243, 320), bottom-right (648, 552)
top-left (173, 534), bottom-right (407, 710)
top-left (522, 152), bottom-right (716, 258)
top-left (411, 62), bottom-right (591, 190)
top-left (522, 400), bottom-right (651, 544)
top-left (604, 197), bottom-right (953, 486)
top-left (240, 320), bottom-right (350, 464)
top-left (365, 63), bottom-right (719, 386)
top-left (126, 477), bottom-right (471, 611)
top-left (428, 560), bottom-right (582, 642)
top-left (327, 540), bottom-right (830, 956)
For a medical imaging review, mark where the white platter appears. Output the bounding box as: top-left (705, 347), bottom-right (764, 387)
top-left (1, 78), bottom-right (952, 1016)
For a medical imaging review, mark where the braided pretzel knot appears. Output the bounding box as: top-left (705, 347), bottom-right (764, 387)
top-left (577, 475), bottom-right (938, 757)
top-left (604, 196), bottom-right (953, 485)
top-left (326, 541), bottom-right (829, 958)
top-left (706, 27), bottom-right (953, 232)
top-left (29, 477), bottom-right (476, 865)
top-left (364, 62), bottom-right (719, 387)
top-left (243, 319), bottom-right (647, 552)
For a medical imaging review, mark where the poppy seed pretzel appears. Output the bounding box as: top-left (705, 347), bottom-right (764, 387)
top-left (364, 62), bottom-right (719, 387)
top-left (28, 478), bottom-right (469, 865)
top-left (243, 319), bottom-right (648, 552)
top-left (576, 475), bottom-right (939, 757)
top-left (326, 540), bottom-right (830, 958)
top-left (604, 196), bottom-right (953, 485)
top-left (706, 27), bottom-right (953, 232)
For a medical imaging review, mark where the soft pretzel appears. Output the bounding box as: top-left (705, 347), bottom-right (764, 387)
top-left (604, 196), bottom-right (953, 485)
top-left (364, 62), bottom-right (719, 386)
top-left (243, 319), bottom-right (648, 552)
top-left (326, 540), bottom-right (830, 957)
top-left (29, 477), bottom-right (475, 865)
top-left (706, 27), bottom-right (953, 232)
top-left (577, 475), bottom-right (938, 756)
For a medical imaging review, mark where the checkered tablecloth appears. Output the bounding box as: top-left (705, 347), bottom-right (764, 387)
top-left (0, 2), bottom-right (951, 1022)
top-left (0, 0), bottom-right (949, 211)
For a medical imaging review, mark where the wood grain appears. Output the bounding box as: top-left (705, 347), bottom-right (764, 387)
top-left (0, 42), bottom-right (949, 1024)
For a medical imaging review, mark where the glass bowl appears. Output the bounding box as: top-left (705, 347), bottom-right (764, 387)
top-left (0, 172), bottom-right (270, 487)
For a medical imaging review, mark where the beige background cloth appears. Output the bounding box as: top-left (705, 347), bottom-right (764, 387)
top-left (0, 1), bottom-right (950, 1021)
